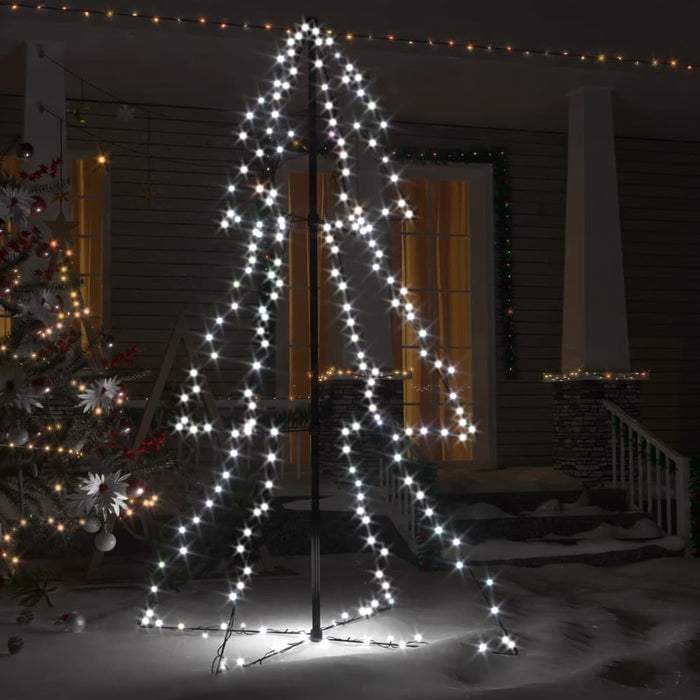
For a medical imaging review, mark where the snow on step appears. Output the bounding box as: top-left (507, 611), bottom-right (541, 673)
top-left (541, 518), bottom-right (664, 542)
top-left (451, 502), bottom-right (515, 520)
top-left (465, 535), bottom-right (686, 563)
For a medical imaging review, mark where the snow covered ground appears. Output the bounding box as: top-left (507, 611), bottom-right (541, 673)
top-left (3, 554), bottom-right (700, 699)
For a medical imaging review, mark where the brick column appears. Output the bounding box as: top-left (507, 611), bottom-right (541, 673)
top-left (319, 373), bottom-right (404, 479)
top-left (550, 378), bottom-right (642, 484)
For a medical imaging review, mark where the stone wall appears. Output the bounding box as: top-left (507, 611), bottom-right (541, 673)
top-left (551, 379), bottom-right (641, 484)
top-left (319, 375), bottom-right (404, 480)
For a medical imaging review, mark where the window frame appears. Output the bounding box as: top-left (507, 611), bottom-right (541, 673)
top-left (276, 159), bottom-right (497, 469)
top-left (67, 149), bottom-right (111, 332)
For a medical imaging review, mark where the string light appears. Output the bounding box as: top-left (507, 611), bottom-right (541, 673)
top-left (543, 369), bottom-right (649, 382)
top-left (139, 18), bottom-right (516, 669)
top-left (1, 3), bottom-right (695, 74)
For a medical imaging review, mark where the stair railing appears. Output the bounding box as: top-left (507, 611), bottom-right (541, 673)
top-left (602, 399), bottom-right (691, 542)
top-left (376, 420), bottom-right (436, 554)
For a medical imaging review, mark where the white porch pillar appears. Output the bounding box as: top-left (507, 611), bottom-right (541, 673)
top-left (23, 41), bottom-right (66, 174)
top-left (562, 86), bottom-right (630, 373)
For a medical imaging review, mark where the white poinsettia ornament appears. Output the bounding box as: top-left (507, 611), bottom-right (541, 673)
top-left (0, 183), bottom-right (34, 224)
top-left (0, 367), bottom-right (43, 412)
top-left (77, 377), bottom-right (121, 413)
top-left (21, 288), bottom-right (62, 326)
top-left (69, 470), bottom-right (129, 518)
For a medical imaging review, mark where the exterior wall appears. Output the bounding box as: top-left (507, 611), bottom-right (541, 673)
top-left (551, 379), bottom-right (641, 484)
top-left (2, 92), bottom-right (700, 465)
top-left (319, 376), bottom-right (404, 479)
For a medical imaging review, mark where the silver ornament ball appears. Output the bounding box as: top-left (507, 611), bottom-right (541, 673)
top-left (66, 611), bottom-right (86, 633)
top-left (7, 427), bottom-right (29, 446)
top-left (94, 531), bottom-right (116, 552)
top-left (82, 517), bottom-right (101, 534)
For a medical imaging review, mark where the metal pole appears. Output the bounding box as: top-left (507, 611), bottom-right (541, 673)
top-left (307, 19), bottom-right (323, 643)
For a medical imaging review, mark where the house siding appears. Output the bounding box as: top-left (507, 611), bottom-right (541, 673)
top-left (2, 93), bottom-right (699, 465)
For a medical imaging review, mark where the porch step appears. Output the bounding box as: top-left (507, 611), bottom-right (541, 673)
top-left (437, 486), bottom-right (687, 567)
top-left (455, 511), bottom-right (653, 544)
top-left (462, 535), bottom-right (686, 568)
top-left (437, 487), bottom-right (628, 516)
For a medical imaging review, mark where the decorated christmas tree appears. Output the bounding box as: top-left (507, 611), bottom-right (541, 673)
top-left (0, 138), bottom-right (167, 567)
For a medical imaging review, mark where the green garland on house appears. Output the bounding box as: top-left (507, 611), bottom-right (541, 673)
top-left (284, 141), bottom-right (516, 379)
top-left (690, 457), bottom-right (700, 554)
top-left (390, 147), bottom-right (516, 380)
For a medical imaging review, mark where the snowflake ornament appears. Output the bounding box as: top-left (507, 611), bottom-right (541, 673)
top-left (69, 470), bottom-right (129, 517)
top-left (116, 104), bottom-right (135, 123)
top-left (78, 377), bottom-right (121, 413)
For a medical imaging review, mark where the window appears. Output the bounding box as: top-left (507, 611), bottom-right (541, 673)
top-left (0, 158), bottom-right (105, 336)
top-left (286, 171), bottom-right (332, 401)
top-left (392, 178), bottom-right (472, 462)
top-left (70, 159), bottom-right (105, 328)
top-left (281, 161), bottom-right (496, 467)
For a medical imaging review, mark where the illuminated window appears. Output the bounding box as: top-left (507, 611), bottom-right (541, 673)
top-left (70, 159), bottom-right (105, 328)
top-left (392, 178), bottom-right (472, 462)
top-left (0, 155), bottom-right (22, 336)
top-left (0, 158), bottom-right (105, 337)
top-left (287, 171), bottom-right (332, 401)
top-left (284, 168), bottom-right (476, 465)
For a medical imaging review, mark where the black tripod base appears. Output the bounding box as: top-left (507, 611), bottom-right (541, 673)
top-left (309, 628), bottom-right (323, 642)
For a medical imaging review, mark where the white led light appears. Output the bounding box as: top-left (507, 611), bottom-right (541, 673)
top-left (491, 606), bottom-right (500, 615)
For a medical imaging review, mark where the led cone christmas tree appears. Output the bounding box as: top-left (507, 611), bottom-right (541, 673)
top-left (141, 19), bottom-right (517, 672)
